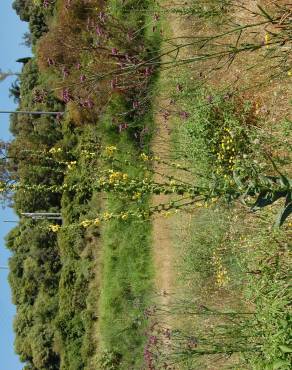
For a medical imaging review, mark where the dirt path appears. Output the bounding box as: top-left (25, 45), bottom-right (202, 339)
top-left (152, 2), bottom-right (190, 310)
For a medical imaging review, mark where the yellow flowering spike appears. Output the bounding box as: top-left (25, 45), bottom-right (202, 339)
top-left (103, 212), bottom-right (113, 221)
top-left (264, 33), bottom-right (270, 47)
top-left (140, 153), bottom-right (149, 161)
top-left (80, 220), bottom-right (91, 228)
top-left (105, 145), bottom-right (117, 157)
top-left (67, 161), bottom-right (77, 170)
top-left (132, 192), bottom-right (142, 200)
top-left (93, 218), bottom-right (100, 226)
top-left (121, 213), bottom-right (128, 220)
top-left (109, 171), bottom-right (126, 184)
top-left (49, 224), bottom-right (61, 233)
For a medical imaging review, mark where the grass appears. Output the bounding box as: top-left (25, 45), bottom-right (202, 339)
top-left (97, 97), bottom-right (155, 369)
top-left (7, 1), bottom-right (290, 369)
top-left (164, 50), bottom-right (292, 370)
top-left (95, 2), bottom-right (161, 368)
top-left (53, 0), bottom-right (160, 367)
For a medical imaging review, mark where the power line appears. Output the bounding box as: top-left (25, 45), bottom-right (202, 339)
top-left (0, 110), bottom-right (64, 116)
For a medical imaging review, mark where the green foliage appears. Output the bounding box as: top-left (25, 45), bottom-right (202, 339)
top-left (12, 0), bottom-right (55, 44)
top-left (7, 221), bottom-right (61, 369)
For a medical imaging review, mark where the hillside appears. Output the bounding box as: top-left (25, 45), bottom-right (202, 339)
top-left (2, 1), bottom-right (291, 369)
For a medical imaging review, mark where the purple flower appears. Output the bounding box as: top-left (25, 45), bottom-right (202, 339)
top-left (80, 74), bottom-right (86, 82)
top-left (47, 57), bottom-right (55, 66)
top-left (81, 98), bottom-right (94, 109)
top-left (118, 123), bottom-right (128, 133)
top-left (62, 88), bottom-right (72, 103)
top-left (98, 12), bottom-right (106, 22)
top-left (143, 347), bottom-right (154, 368)
top-left (43, 0), bottom-right (51, 8)
top-left (149, 335), bottom-right (158, 345)
top-left (162, 110), bottom-right (170, 121)
top-left (206, 95), bottom-right (213, 103)
top-left (96, 25), bottom-right (104, 37)
top-left (111, 47), bottom-right (118, 55)
top-left (179, 111), bottom-right (190, 119)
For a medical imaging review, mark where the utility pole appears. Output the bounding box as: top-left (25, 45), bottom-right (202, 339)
top-left (21, 212), bottom-right (62, 220)
top-left (0, 69), bottom-right (20, 82)
top-left (1, 69), bottom-right (64, 116)
top-left (0, 110), bottom-right (64, 116)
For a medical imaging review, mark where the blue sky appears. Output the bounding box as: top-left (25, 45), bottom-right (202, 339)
top-left (0, 1), bottom-right (31, 368)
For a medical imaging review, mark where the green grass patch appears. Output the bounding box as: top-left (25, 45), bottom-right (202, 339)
top-left (97, 99), bottom-right (155, 369)
top-left (167, 63), bottom-right (291, 369)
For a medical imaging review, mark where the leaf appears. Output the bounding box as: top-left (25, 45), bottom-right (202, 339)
top-left (272, 359), bottom-right (290, 369)
top-left (279, 345), bottom-right (292, 353)
top-left (252, 190), bottom-right (287, 211)
top-left (274, 198), bottom-right (292, 228)
top-left (232, 170), bottom-right (244, 188)
top-left (257, 5), bottom-right (274, 22)
top-left (266, 156), bottom-right (291, 189)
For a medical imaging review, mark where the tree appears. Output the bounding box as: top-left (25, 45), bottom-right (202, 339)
top-left (21, 32), bottom-right (33, 48)
top-left (12, 0), bottom-right (32, 22)
top-left (9, 80), bottom-right (21, 103)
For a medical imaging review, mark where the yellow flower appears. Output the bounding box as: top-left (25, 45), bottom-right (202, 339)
top-left (80, 220), bottom-right (91, 228)
top-left (121, 213), bottom-right (128, 220)
top-left (264, 33), bottom-right (270, 47)
top-left (109, 171), bottom-right (127, 184)
top-left (49, 224), bottom-right (61, 233)
top-left (93, 218), bottom-right (100, 226)
top-left (288, 71), bottom-right (292, 77)
top-left (105, 145), bottom-right (117, 157)
top-left (67, 161), bottom-right (77, 170)
top-left (132, 192), bottom-right (142, 200)
top-left (140, 153), bottom-right (149, 161)
top-left (103, 212), bottom-right (113, 221)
